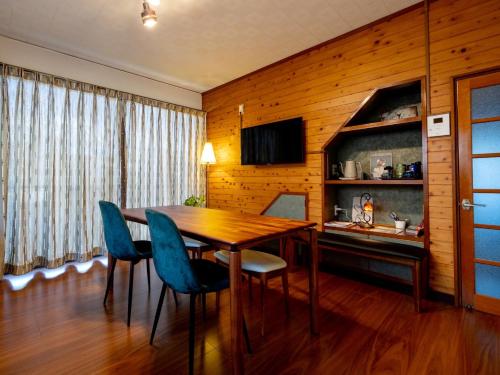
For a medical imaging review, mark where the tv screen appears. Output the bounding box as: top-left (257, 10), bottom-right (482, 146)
top-left (241, 117), bottom-right (304, 165)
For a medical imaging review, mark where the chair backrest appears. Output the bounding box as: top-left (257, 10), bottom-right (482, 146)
top-left (262, 193), bottom-right (307, 220)
top-left (145, 209), bottom-right (200, 294)
top-left (99, 201), bottom-right (138, 260)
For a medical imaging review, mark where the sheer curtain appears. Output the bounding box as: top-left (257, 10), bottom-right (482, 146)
top-left (1, 74), bottom-right (121, 275)
top-left (124, 100), bottom-right (205, 239)
top-left (0, 65), bottom-right (206, 276)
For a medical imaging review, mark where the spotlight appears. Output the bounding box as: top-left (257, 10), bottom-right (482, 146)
top-left (141, 1), bottom-right (157, 28)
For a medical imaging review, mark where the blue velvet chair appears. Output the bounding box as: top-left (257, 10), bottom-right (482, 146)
top-left (145, 209), bottom-right (251, 375)
top-left (99, 201), bottom-right (156, 327)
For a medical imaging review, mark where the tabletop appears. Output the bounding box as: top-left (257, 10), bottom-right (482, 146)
top-left (121, 205), bottom-right (316, 249)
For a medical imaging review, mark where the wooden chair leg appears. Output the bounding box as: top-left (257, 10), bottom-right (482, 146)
top-left (282, 269), bottom-right (290, 317)
top-left (260, 275), bottom-right (267, 336)
top-left (279, 238), bottom-right (285, 259)
top-left (172, 289), bottom-right (179, 306)
top-left (189, 294), bottom-right (197, 375)
top-left (197, 249), bottom-right (202, 259)
top-left (103, 257), bottom-right (117, 305)
top-left (150, 283), bottom-right (167, 345)
top-left (215, 290), bottom-right (220, 311)
top-left (202, 292), bottom-right (207, 319)
top-left (146, 258), bottom-right (151, 292)
top-left (243, 315), bottom-right (252, 354)
top-left (422, 257), bottom-right (429, 298)
top-left (412, 261), bottom-right (422, 313)
top-left (127, 262), bottom-right (135, 327)
top-left (248, 274), bottom-right (253, 301)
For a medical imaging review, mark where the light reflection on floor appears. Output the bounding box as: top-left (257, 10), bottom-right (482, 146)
top-left (3, 256), bottom-right (108, 291)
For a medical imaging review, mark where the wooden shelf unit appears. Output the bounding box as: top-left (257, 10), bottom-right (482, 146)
top-left (339, 116), bottom-right (421, 133)
top-left (324, 223), bottom-right (424, 243)
top-left (325, 179), bottom-right (423, 185)
top-left (321, 78), bottom-right (429, 249)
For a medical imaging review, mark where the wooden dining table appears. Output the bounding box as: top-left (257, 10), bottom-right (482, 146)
top-left (120, 205), bottom-right (319, 375)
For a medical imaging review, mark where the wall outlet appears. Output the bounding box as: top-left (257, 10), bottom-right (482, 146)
top-left (238, 104), bottom-right (244, 114)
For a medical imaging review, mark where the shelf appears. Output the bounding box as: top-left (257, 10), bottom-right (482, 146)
top-left (325, 179), bottom-right (423, 186)
top-left (323, 222), bottom-right (424, 243)
top-left (339, 116), bottom-right (421, 133)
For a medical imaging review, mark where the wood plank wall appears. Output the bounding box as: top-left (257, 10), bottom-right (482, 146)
top-left (202, 0), bottom-right (500, 296)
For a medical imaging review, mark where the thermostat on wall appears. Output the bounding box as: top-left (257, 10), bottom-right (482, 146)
top-left (427, 113), bottom-right (451, 137)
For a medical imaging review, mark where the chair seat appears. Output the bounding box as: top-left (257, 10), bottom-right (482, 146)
top-left (190, 259), bottom-right (229, 293)
top-left (133, 240), bottom-right (152, 259)
top-left (182, 236), bottom-right (209, 248)
top-left (214, 249), bottom-right (287, 273)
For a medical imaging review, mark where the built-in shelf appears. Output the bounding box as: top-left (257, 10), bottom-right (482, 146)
top-left (339, 116), bottom-right (421, 133)
top-left (324, 179), bottom-right (423, 185)
top-left (322, 78), bottom-right (428, 248)
top-left (324, 223), bottom-right (424, 243)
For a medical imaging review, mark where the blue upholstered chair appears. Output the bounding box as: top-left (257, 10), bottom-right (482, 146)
top-left (145, 209), bottom-right (251, 375)
top-left (99, 201), bottom-right (155, 327)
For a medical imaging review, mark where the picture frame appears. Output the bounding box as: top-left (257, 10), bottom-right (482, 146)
top-left (369, 152), bottom-right (393, 179)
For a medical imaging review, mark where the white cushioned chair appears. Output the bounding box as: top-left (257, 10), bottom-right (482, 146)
top-left (214, 248), bottom-right (289, 336)
top-left (183, 236), bottom-right (212, 259)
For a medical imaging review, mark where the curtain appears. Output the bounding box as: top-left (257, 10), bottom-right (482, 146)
top-left (124, 101), bottom-right (206, 239)
top-left (0, 64), bottom-right (206, 276)
top-left (1, 75), bottom-right (121, 275)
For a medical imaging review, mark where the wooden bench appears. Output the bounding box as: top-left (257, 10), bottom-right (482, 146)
top-left (318, 231), bottom-right (429, 312)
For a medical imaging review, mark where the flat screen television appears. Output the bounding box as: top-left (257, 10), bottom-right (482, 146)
top-left (241, 117), bottom-right (305, 165)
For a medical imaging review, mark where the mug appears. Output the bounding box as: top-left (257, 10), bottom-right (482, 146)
top-left (395, 220), bottom-right (407, 231)
top-left (409, 162), bottom-right (422, 178)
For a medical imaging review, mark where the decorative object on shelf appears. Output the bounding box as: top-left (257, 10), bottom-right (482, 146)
top-left (381, 104), bottom-right (419, 121)
top-left (382, 166), bottom-right (393, 179)
top-left (331, 163), bottom-right (342, 179)
top-left (408, 161), bottom-right (422, 178)
top-left (406, 223), bottom-right (424, 237)
top-left (394, 163), bottom-right (407, 179)
top-left (184, 195), bottom-right (206, 207)
top-left (389, 211), bottom-right (400, 221)
top-left (370, 153), bottom-right (392, 179)
top-left (352, 193), bottom-right (374, 228)
top-left (341, 160), bottom-right (363, 179)
top-left (324, 221), bottom-right (352, 228)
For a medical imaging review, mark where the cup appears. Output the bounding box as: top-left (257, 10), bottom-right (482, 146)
top-left (409, 162), bottom-right (422, 179)
top-left (395, 220), bottom-right (407, 231)
top-left (394, 164), bottom-right (406, 179)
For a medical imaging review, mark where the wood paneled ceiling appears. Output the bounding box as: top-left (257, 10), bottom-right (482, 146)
top-left (0, 0), bottom-right (419, 92)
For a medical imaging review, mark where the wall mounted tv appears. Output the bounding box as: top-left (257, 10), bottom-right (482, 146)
top-left (241, 117), bottom-right (305, 165)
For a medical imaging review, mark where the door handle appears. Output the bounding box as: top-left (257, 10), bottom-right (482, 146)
top-left (461, 199), bottom-right (486, 210)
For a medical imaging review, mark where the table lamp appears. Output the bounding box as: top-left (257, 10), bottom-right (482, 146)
top-left (201, 142), bottom-right (216, 207)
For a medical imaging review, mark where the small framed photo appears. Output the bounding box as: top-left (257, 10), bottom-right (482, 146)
top-left (370, 153), bottom-right (392, 179)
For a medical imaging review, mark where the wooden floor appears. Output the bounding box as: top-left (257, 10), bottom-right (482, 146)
top-left (1, 259), bottom-right (500, 375)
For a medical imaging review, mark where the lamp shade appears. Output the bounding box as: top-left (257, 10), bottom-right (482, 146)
top-left (201, 142), bottom-right (216, 165)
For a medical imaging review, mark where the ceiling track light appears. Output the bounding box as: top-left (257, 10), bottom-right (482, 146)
top-left (141, 1), bottom-right (158, 28)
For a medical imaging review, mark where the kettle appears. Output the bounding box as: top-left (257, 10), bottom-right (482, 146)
top-left (340, 160), bottom-right (363, 179)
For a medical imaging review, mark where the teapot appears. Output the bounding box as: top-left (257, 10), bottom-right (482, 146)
top-left (340, 160), bottom-right (362, 179)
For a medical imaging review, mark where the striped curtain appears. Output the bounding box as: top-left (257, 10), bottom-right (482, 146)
top-left (124, 101), bottom-right (206, 239)
top-left (0, 64), bottom-right (205, 276)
